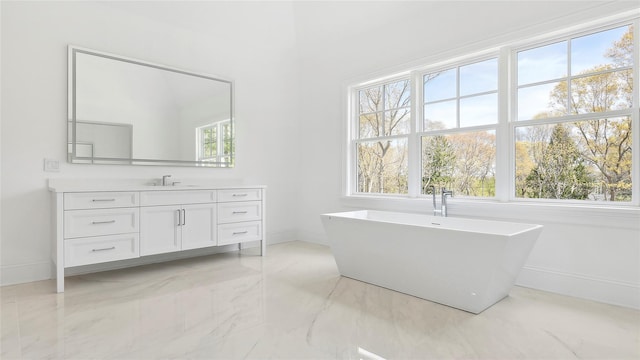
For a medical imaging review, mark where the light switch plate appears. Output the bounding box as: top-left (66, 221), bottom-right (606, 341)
top-left (44, 158), bottom-right (60, 172)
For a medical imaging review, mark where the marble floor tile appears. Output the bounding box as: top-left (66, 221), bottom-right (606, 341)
top-left (0, 241), bottom-right (638, 359)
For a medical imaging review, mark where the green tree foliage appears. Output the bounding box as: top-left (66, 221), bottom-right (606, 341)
top-left (520, 26), bottom-right (633, 201)
top-left (422, 135), bottom-right (456, 193)
top-left (450, 131), bottom-right (496, 196)
top-left (525, 124), bottom-right (594, 199)
top-left (422, 132), bottom-right (496, 197)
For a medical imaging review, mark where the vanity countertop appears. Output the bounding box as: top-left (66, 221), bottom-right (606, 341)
top-left (48, 179), bottom-right (266, 193)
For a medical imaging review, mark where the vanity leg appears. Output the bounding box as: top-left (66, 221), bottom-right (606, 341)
top-left (56, 267), bottom-right (64, 293)
top-left (53, 192), bottom-right (65, 293)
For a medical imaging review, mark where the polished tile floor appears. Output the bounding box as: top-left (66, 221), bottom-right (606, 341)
top-left (1, 241), bottom-right (638, 359)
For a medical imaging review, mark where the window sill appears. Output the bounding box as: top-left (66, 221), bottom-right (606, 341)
top-left (340, 195), bottom-right (640, 229)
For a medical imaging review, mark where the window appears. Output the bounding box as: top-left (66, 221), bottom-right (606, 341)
top-left (422, 58), bottom-right (498, 197)
top-left (197, 120), bottom-right (233, 166)
top-left (348, 18), bottom-right (638, 204)
top-left (515, 25), bottom-right (633, 201)
top-left (355, 79), bottom-right (411, 194)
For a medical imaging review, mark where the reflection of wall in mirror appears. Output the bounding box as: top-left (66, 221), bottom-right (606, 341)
top-left (75, 121), bottom-right (132, 159)
top-left (75, 53), bottom-right (180, 160)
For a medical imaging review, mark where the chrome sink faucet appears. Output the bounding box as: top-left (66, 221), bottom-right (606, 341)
top-left (162, 175), bottom-right (172, 186)
top-left (430, 186), bottom-right (453, 217)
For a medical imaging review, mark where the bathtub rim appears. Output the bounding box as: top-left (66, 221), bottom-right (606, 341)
top-left (321, 209), bottom-right (543, 237)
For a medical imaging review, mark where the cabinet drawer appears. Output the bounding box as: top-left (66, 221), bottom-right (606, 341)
top-left (217, 201), bottom-right (262, 224)
top-left (218, 221), bottom-right (262, 246)
top-left (218, 189), bottom-right (261, 202)
top-left (64, 208), bottom-right (139, 239)
top-left (64, 234), bottom-right (139, 267)
top-left (140, 190), bottom-right (216, 206)
top-left (64, 192), bottom-right (139, 210)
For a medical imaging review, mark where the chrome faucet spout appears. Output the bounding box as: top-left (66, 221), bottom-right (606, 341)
top-left (162, 175), bottom-right (172, 186)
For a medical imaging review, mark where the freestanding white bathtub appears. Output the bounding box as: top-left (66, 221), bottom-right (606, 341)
top-left (321, 210), bottom-right (543, 314)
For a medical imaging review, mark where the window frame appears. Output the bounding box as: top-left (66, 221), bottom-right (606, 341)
top-left (350, 75), bottom-right (413, 197)
top-left (509, 21), bottom-right (638, 204)
top-left (417, 55), bottom-right (500, 199)
top-left (346, 15), bottom-right (639, 207)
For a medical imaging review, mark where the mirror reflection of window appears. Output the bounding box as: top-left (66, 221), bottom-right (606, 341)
top-left (197, 120), bottom-right (233, 166)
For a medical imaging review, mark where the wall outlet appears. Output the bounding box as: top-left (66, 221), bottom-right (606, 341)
top-left (44, 158), bottom-right (60, 172)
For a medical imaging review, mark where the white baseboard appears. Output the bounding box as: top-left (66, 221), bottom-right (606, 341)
top-left (266, 229), bottom-right (298, 244)
top-left (516, 266), bottom-right (639, 310)
top-left (1, 260), bottom-right (52, 286)
top-left (298, 230), bottom-right (328, 245)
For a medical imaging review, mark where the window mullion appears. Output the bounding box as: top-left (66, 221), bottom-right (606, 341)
top-left (566, 40), bottom-right (572, 116)
top-left (632, 18), bottom-right (640, 205)
top-left (497, 47), bottom-right (512, 202)
top-left (456, 67), bottom-right (461, 128)
top-left (347, 87), bottom-right (357, 195)
top-left (407, 71), bottom-right (420, 197)
top-left (217, 123), bottom-right (223, 163)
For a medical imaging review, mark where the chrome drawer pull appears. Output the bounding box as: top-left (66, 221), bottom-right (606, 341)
top-left (92, 246), bottom-right (116, 252)
top-left (91, 198), bottom-right (116, 202)
top-left (232, 193), bottom-right (248, 197)
top-left (232, 231), bottom-right (248, 235)
top-left (91, 220), bottom-right (116, 225)
top-left (232, 211), bottom-right (248, 214)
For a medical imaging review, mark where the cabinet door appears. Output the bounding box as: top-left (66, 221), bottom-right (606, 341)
top-left (140, 205), bottom-right (181, 256)
top-left (181, 203), bottom-right (217, 250)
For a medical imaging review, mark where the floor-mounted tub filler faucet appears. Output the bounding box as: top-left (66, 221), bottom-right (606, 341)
top-left (430, 186), bottom-right (453, 217)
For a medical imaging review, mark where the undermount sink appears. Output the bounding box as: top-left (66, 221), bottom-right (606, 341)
top-left (150, 183), bottom-right (201, 188)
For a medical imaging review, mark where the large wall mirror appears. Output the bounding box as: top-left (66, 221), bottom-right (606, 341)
top-left (68, 46), bottom-right (234, 167)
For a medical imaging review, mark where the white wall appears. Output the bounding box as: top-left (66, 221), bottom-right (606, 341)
top-left (291, 1), bottom-right (640, 309)
top-left (1, 1), bottom-right (300, 284)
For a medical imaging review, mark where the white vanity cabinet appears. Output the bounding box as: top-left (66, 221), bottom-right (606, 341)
top-left (139, 190), bottom-right (217, 255)
top-left (217, 189), bottom-right (263, 246)
top-left (61, 192), bottom-right (140, 269)
top-left (50, 183), bottom-right (266, 293)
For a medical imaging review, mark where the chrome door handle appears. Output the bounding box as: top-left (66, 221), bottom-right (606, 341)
top-left (182, 209), bottom-right (186, 226)
top-left (233, 231), bottom-right (248, 235)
